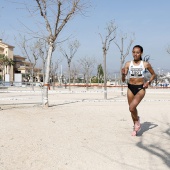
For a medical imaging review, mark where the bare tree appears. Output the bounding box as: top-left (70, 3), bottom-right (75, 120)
top-left (36, 39), bottom-right (48, 84)
top-left (34, 0), bottom-right (88, 107)
top-left (17, 36), bottom-right (39, 91)
top-left (14, 34), bottom-right (39, 90)
top-left (50, 59), bottom-right (61, 89)
top-left (114, 32), bottom-right (134, 95)
top-left (71, 62), bottom-right (80, 84)
top-left (60, 40), bottom-right (80, 91)
top-left (0, 31), bottom-right (8, 42)
top-left (99, 21), bottom-right (117, 99)
top-left (65, 62), bottom-right (80, 86)
top-left (78, 56), bottom-right (95, 90)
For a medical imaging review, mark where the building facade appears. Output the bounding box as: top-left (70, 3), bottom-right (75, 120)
top-left (0, 39), bottom-right (14, 81)
top-left (0, 39), bottom-right (42, 83)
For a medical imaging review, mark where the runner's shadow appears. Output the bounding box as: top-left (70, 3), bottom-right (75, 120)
top-left (137, 122), bottom-right (158, 136)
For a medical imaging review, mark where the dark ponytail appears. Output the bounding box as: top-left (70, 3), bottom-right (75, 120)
top-left (133, 45), bottom-right (143, 60)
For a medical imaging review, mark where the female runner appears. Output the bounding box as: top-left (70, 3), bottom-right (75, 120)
top-left (122, 45), bottom-right (156, 136)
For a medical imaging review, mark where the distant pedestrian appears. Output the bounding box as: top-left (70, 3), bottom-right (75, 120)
top-left (122, 45), bottom-right (156, 136)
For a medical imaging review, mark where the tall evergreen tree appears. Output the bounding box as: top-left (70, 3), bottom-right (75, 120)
top-left (97, 64), bottom-right (104, 83)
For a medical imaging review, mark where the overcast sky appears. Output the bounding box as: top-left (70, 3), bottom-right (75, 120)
top-left (1, 0), bottom-right (170, 75)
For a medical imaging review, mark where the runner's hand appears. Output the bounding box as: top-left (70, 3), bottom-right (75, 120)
top-left (143, 81), bottom-right (149, 88)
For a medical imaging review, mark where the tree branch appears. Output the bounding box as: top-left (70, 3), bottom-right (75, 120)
top-left (36, 0), bottom-right (53, 36)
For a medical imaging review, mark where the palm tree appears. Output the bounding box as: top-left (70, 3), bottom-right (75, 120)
top-left (0, 54), bottom-right (14, 81)
top-left (0, 54), bottom-right (6, 80)
top-left (8, 58), bottom-right (14, 75)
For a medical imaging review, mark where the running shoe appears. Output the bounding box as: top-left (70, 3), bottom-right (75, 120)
top-left (131, 117), bottom-right (141, 136)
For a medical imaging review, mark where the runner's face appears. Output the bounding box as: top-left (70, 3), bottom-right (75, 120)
top-left (132, 47), bottom-right (142, 61)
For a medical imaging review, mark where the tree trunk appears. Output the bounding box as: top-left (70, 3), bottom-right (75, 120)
top-left (43, 44), bottom-right (53, 107)
top-left (86, 70), bottom-right (89, 91)
top-left (103, 52), bottom-right (107, 99)
top-left (120, 59), bottom-right (123, 96)
top-left (120, 38), bottom-right (124, 96)
top-left (43, 61), bottom-right (45, 84)
top-left (68, 65), bottom-right (71, 91)
top-left (31, 67), bottom-right (34, 91)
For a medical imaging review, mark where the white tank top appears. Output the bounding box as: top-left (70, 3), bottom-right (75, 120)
top-left (128, 61), bottom-right (145, 78)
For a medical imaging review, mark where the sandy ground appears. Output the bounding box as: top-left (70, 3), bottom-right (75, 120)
top-left (0, 86), bottom-right (170, 170)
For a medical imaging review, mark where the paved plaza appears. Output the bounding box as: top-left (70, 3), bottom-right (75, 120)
top-left (0, 86), bottom-right (170, 170)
